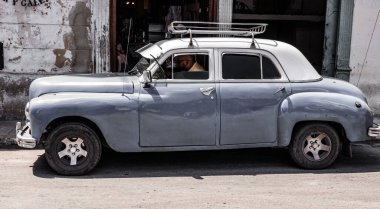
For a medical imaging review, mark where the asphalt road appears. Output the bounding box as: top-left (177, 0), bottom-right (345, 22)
top-left (1, 145), bottom-right (380, 209)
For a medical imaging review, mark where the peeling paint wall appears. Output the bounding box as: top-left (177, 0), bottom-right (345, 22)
top-left (0, 0), bottom-right (104, 120)
top-left (91, 0), bottom-right (110, 73)
top-left (350, 0), bottom-right (380, 116)
top-left (0, 0), bottom-right (93, 73)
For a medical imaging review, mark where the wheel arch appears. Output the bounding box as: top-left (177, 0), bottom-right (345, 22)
top-left (290, 121), bottom-right (348, 146)
top-left (41, 116), bottom-right (110, 148)
top-left (288, 121), bottom-right (343, 169)
top-left (277, 92), bottom-right (373, 146)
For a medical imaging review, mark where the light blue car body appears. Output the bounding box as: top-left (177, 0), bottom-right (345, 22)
top-left (24, 38), bottom-right (374, 152)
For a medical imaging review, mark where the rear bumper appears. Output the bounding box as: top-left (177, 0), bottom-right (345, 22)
top-left (15, 122), bottom-right (37, 149)
top-left (368, 123), bottom-right (380, 139)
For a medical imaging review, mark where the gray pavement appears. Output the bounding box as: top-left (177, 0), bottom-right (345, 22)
top-left (1, 146), bottom-right (380, 208)
top-left (0, 118), bottom-right (380, 208)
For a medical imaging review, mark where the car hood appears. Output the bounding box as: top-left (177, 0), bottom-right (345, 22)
top-left (29, 74), bottom-right (136, 99)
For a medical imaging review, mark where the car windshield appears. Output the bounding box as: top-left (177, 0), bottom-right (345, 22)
top-left (127, 57), bottom-right (151, 76)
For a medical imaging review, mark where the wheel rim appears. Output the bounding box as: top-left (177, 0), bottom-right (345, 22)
top-left (302, 131), bottom-right (332, 161)
top-left (57, 137), bottom-right (88, 166)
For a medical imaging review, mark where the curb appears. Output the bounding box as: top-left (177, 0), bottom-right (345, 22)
top-left (0, 120), bottom-right (19, 149)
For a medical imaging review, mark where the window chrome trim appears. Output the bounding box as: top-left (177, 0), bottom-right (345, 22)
top-left (259, 54), bottom-right (263, 79)
top-left (152, 79), bottom-right (212, 84)
top-left (219, 79), bottom-right (288, 83)
top-left (218, 49), bottom-right (289, 83)
top-left (149, 48), bottom-right (214, 83)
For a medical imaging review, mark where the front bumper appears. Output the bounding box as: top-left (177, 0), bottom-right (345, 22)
top-left (15, 122), bottom-right (37, 149)
top-left (368, 123), bottom-right (380, 139)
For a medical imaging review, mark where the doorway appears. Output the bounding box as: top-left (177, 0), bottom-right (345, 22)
top-left (110, 0), bottom-right (216, 72)
top-left (232, 0), bottom-right (326, 73)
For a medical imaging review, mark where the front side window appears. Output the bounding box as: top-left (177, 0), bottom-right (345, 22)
top-left (154, 53), bottom-right (209, 80)
top-left (222, 53), bottom-right (281, 80)
top-left (128, 57), bottom-right (151, 76)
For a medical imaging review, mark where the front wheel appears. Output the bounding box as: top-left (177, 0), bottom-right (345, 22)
top-left (45, 123), bottom-right (102, 175)
top-left (289, 124), bottom-right (341, 169)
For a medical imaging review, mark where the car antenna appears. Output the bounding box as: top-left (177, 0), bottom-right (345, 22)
top-left (123, 18), bottom-right (132, 96)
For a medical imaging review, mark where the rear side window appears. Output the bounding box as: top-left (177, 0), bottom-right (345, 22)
top-left (262, 56), bottom-right (281, 79)
top-left (222, 53), bottom-right (281, 80)
top-left (222, 54), bottom-right (260, 79)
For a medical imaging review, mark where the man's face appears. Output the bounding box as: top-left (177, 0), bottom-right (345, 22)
top-left (178, 56), bottom-right (194, 70)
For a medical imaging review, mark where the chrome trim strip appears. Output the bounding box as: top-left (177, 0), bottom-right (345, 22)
top-left (369, 124), bottom-right (380, 138)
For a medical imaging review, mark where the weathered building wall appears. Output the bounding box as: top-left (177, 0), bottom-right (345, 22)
top-left (0, 0), bottom-right (93, 120)
top-left (91, 0), bottom-right (110, 73)
top-left (350, 0), bottom-right (380, 116)
top-left (0, 0), bottom-right (92, 73)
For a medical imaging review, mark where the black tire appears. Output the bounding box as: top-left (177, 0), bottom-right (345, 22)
top-left (45, 122), bottom-right (102, 175)
top-left (289, 123), bottom-right (341, 169)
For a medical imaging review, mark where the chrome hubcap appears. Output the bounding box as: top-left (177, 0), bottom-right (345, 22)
top-left (58, 138), bottom-right (88, 166)
top-left (302, 132), bottom-right (331, 161)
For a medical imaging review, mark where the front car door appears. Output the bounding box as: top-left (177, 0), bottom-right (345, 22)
top-left (139, 49), bottom-right (217, 147)
top-left (217, 49), bottom-right (291, 145)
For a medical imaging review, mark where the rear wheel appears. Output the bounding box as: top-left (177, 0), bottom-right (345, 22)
top-left (289, 123), bottom-right (341, 169)
top-left (45, 123), bottom-right (102, 175)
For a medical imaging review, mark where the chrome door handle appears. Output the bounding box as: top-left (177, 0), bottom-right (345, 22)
top-left (200, 87), bottom-right (215, 96)
top-left (274, 86), bottom-right (286, 95)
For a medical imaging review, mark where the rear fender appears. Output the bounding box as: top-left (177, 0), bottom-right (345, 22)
top-left (277, 92), bottom-right (373, 146)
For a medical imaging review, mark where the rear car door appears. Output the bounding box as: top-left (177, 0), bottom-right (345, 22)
top-left (217, 49), bottom-right (291, 145)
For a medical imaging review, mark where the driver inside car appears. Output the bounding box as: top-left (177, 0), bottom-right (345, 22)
top-left (177, 55), bottom-right (205, 72)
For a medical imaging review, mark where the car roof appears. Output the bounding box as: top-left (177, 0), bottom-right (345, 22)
top-left (137, 37), bottom-right (321, 82)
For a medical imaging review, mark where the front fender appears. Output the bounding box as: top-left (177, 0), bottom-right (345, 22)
top-left (28, 92), bottom-right (139, 152)
top-left (277, 92), bottom-right (373, 146)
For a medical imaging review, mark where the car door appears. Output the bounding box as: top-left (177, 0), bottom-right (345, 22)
top-left (139, 49), bottom-right (217, 147)
top-left (217, 49), bottom-right (291, 145)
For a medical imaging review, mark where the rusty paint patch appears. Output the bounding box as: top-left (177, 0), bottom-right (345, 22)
top-left (53, 48), bottom-right (71, 68)
top-left (8, 56), bottom-right (21, 63)
top-left (53, 35), bottom-right (72, 69)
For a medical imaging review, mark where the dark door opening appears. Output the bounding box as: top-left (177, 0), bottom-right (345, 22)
top-left (0, 42), bottom-right (3, 70)
top-left (110, 0), bottom-right (216, 73)
top-left (233, 0), bottom-right (326, 73)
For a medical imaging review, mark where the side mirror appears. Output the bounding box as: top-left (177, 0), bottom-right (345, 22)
top-left (142, 70), bottom-right (152, 87)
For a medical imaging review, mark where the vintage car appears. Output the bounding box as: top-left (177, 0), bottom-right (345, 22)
top-left (15, 22), bottom-right (380, 175)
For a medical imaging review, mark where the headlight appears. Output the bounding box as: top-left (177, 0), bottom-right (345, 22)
top-left (25, 102), bottom-right (30, 119)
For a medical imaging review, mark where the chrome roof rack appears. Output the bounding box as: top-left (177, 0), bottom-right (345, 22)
top-left (168, 21), bottom-right (268, 47)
